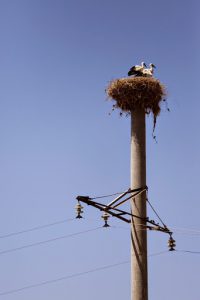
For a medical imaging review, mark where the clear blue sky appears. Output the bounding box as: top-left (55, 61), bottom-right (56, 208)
top-left (0, 0), bottom-right (199, 299)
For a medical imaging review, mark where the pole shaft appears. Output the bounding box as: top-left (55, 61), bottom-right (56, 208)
top-left (130, 108), bottom-right (148, 300)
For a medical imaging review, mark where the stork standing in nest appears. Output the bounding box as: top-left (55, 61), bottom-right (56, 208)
top-left (142, 63), bottom-right (156, 77)
top-left (128, 62), bottom-right (147, 77)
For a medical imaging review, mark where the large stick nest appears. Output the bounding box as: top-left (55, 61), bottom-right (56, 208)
top-left (106, 77), bottom-right (166, 128)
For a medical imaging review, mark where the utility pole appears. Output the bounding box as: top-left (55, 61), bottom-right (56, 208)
top-left (76, 63), bottom-right (174, 300)
top-left (131, 108), bottom-right (148, 300)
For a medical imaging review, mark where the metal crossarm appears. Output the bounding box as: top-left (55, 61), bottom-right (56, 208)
top-left (106, 188), bottom-right (131, 208)
top-left (76, 195), bottom-right (147, 223)
top-left (76, 192), bottom-right (172, 234)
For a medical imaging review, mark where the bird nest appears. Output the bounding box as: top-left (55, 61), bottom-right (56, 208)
top-left (106, 76), bottom-right (166, 129)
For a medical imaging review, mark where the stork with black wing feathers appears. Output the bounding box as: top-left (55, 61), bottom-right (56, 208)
top-left (128, 62), bottom-right (147, 77)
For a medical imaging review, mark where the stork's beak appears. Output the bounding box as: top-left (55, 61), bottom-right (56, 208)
top-left (144, 63), bottom-right (147, 68)
top-left (152, 64), bottom-right (156, 68)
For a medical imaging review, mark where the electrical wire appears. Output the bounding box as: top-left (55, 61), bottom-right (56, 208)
top-left (91, 187), bottom-right (147, 200)
top-left (0, 251), bottom-right (171, 297)
top-left (0, 218), bottom-right (75, 239)
top-left (111, 225), bottom-right (148, 232)
top-left (91, 191), bottom-right (125, 200)
top-left (175, 249), bottom-right (200, 254)
top-left (170, 227), bottom-right (200, 235)
top-left (111, 225), bottom-right (130, 230)
top-left (0, 227), bottom-right (101, 256)
top-left (0, 260), bottom-right (129, 296)
top-left (111, 224), bottom-right (200, 235)
top-left (0, 223), bottom-right (172, 256)
top-left (172, 231), bottom-right (200, 237)
top-left (111, 224), bottom-right (170, 232)
top-left (3, 248), bottom-right (200, 297)
top-left (148, 250), bottom-right (169, 257)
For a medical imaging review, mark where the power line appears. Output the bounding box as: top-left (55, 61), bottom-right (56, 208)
top-left (0, 251), bottom-right (171, 297)
top-left (91, 187), bottom-right (146, 200)
top-left (0, 224), bottom-right (172, 256)
top-left (172, 231), bottom-right (200, 236)
top-left (171, 227), bottom-right (200, 235)
top-left (111, 225), bottom-right (130, 230)
top-left (0, 218), bottom-right (75, 239)
top-left (111, 225), bottom-right (150, 232)
top-left (91, 191), bottom-right (125, 200)
top-left (148, 250), bottom-right (169, 257)
top-left (0, 227), bottom-right (101, 256)
top-left (176, 249), bottom-right (200, 254)
top-left (0, 260), bottom-right (129, 296)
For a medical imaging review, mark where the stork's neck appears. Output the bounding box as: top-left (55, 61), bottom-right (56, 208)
top-left (150, 65), bottom-right (154, 72)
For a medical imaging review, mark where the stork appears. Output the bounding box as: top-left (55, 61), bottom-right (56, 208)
top-left (128, 62), bottom-right (147, 77)
top-left (142, 63), bottom-right (156, 77)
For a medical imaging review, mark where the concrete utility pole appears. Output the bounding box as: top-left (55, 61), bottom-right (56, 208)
top-left (77, 63), bottom-right (170, 300)
top-left (130, 108), bottom-right (148, 300)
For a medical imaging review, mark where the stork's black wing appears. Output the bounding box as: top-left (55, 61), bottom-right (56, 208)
top-left (128, 66), bottom-right (136, 76)
top-left (128, 67), bottom-right (143, 77)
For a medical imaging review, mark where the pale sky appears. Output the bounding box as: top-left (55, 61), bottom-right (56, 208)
top-left (0, 1), bottom-right (199, 299)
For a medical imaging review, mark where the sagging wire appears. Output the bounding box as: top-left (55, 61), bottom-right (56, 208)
top-left (3, 248), bottom-right (200, 297)
top-left (0, 218), bottom-right (75, 239)
top-left (175, 249), bottom-right (200, 254)
top-left (0, 227), bottom-right (102, 256)
top-left (0, 251), bottom-right (171, 296)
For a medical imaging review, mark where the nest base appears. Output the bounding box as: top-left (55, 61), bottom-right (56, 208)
top-left (106, 76), bottom-right (166, 128)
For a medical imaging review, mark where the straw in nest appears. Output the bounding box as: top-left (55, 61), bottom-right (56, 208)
top-left (106, 76), bottom-right (166, 129)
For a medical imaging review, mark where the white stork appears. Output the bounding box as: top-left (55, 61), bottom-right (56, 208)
top-left (128, 62), bottom-right (147, 76)
top-left (142, 63), bottom-right (156, 77)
